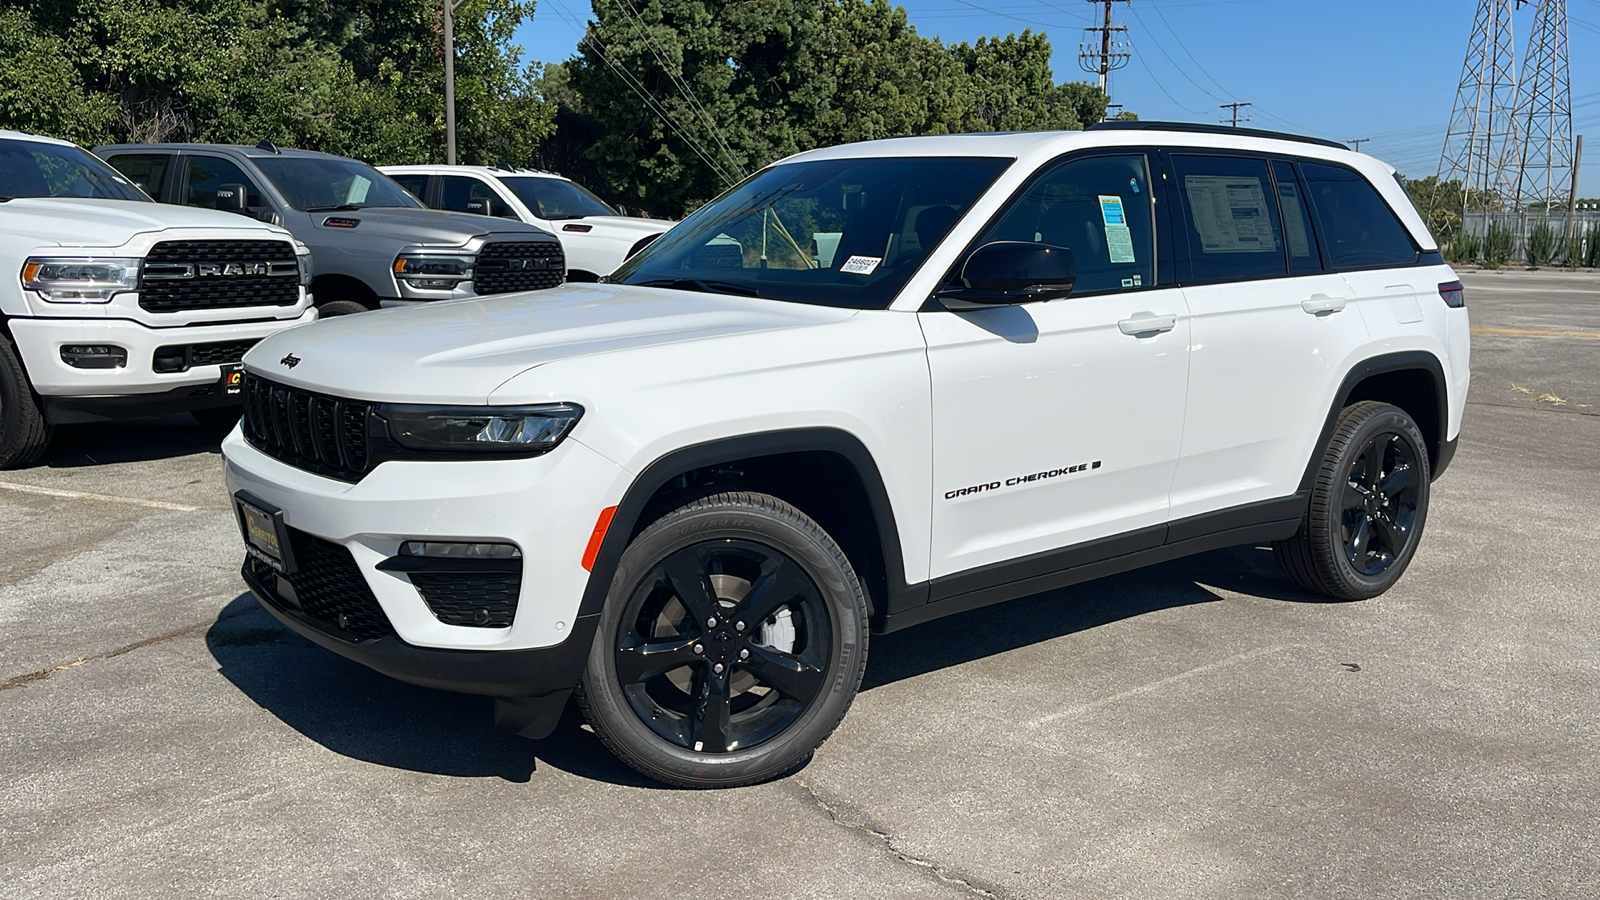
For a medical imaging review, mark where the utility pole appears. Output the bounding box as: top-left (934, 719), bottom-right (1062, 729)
top-left (1078, 0), bottom-right (1131, 99)
top-left (1220, 102), bottom-right (1252, 127)
top-left (443, 0), bottom-right (465, 165)
top-left (1434, 0), bottom-right (1524, 216)
top-left (1348, 138), bottom-right (1371, 152)
top-left (1512, 0), bottom-right (1574, 209)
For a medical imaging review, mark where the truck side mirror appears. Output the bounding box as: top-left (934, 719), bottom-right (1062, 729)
top-left (466, 196), bottom-right (495, 217)
top-left (215, 184), bottom-right (249, 213)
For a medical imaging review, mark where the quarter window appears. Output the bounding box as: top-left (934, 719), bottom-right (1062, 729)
top-left (183, 156), bottom-right (264, 209)
top-left (973, 154), bottom-right (1154, 295)
top-left (1300, 162), bottom-right (1418, 269)
top-left (1172, 155), bottom-right (1285, 282)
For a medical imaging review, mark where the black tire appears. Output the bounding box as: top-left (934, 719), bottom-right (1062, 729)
top-left (317, 299), bottom-right (371, 317)
top-left (1274, 401), bottom-right (1431, 600)
top-left (576, 491), bottom-right (869, 788)
top-left (0, 331), bottom-right (52, 469)
top-left (189, 406), bottom-right (242, 432)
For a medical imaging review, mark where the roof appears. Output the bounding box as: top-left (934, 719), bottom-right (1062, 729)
top-left (92, 142), bottom-right (351, 161)
top-left (379, 164), bottom-right (569, 181)
top-left (0, 130), bottom-right (80, 149)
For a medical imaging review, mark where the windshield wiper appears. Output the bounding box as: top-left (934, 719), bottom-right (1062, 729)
top-left (305, 204), bottom-right (366, 212)
top-left (634, 278), bottom-right (762, 298)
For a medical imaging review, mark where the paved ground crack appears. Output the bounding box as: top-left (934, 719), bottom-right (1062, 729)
top-left (0, 603), bottom-right (256, 692)
top-left (792, 776), bottom-right (1007, 898)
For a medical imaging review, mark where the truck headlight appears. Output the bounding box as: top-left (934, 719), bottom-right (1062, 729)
top-left (377, 403), bottom-right (582, 454)
top-left (394, 252), bottom-right (474, 291)
top-left (21, 257), bottom-right (141, 303)
top-left (294, 243), bottom-right (313, 286)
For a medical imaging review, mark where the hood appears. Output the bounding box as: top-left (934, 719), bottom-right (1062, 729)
top-left (0, 198), bottom-right (289, 247)
top-left (244, 281), bottom-right (855, 404)
top-left (561, 215), bottom-right (670, 237)
top-left (308, 206), bottom-right (555, 245)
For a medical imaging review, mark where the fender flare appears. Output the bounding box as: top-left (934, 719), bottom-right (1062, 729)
top-left (573, 428), bottom-right (924, 627)
top-left (1299, 350), bottom-right (1451, 493)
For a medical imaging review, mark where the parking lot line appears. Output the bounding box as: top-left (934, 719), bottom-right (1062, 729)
top-left (1024, 644), bottom-right (1286, 729)
top-left (0, 480), bottom-right (200, 512)
top-left (1472, 326), bottom-right (1600, 339)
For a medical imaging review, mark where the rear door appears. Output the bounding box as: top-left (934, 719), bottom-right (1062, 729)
top-left (102, 152), bottom-right (176, 201)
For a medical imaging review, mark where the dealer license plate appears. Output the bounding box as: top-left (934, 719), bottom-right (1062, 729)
top-left (235, 493), bottom-right (293, 574)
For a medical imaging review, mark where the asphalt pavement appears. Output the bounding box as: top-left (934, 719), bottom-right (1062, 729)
top-left (1, 269), bottom-right (1596, 899)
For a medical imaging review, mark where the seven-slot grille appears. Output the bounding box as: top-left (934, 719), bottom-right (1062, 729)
top-left (141, 240), bottom-right (300, 313)
top-left (242, 375), bottom-right (371, 481)
top-left (473, 241), bottom-right (565, 295)
top-left (246, 530), bottom-right (394, 640)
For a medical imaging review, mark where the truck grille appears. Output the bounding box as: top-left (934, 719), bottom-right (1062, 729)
top-left (410, 570), bottom-right (522, 628)
top-left (246, 530), bottom-right (393, 640)
top-left (140, 240), bottom-right (300, 313)
top-left (241, 375), bottom-right (371, 481)
top-left (473, 241), bottom-right (565, 295)
top-left (152, 338), bottom-right (259, 373)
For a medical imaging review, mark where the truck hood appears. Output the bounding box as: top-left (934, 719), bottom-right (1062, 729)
top-left (308, 206), bottom-right (555, 245)
top-left (559, 215), bottom-right (669, 237)
top-left (243, 281), bottom-right (855, 404)
top-left (0, 197), bottom-right (289, 247)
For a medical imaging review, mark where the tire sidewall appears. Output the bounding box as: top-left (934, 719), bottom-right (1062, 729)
top-left (583, 495), bottom-right (867, 786)
top-left (1320, 406), bottom-right (1432, 597)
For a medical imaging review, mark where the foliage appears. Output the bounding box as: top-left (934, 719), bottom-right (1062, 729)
top-left (1445, 231), bottom-right (1480, 265)
top-left (1482, 223), bottom-right (1515, 269)
top-left (1526, 221), bottom-right (1556, 267)
top-left (1587, 227), bottom-right (1600, 268)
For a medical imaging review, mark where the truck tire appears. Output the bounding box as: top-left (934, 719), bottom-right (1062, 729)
top-left (576, 491), bottom-right (869, 788)
top-left (317, 299), bottom-right (371, 317)
top-left (1273, 401), bottom-right (1431, 601)
top-left (190, 406), bottom-right (242, 432)
top-left (0, 332), bottom-right (52, 468)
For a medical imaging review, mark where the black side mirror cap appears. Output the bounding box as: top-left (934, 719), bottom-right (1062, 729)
top-left (937, 241), bottom-right (1076, 309)
top-left (215, 184), bottom-right (249, 212)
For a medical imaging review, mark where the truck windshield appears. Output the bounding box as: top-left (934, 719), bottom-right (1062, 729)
top-left (0, 139), bottom-right (149, 202)
top-left (610, 156), bottom-right (1011, 309)
top-left (255, 157), bottom-right (422, 212)
top-left (500, 176), bottom-right (616, 219)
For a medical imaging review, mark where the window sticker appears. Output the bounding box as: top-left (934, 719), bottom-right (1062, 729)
top-left (839, 255), bottom-right (882, 275)
top-left (1279, 185), bottom-right (1313, 258)
top-left (1098, 195), bottom-right (1126, 226)
top-left (1098, 195), bottom-right (1138, 264)
top-left (1183, 175), bottom-right (1275, 254)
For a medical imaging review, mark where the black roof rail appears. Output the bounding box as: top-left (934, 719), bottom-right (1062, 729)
top-left (1085, 120), bottom-right (1349, 151)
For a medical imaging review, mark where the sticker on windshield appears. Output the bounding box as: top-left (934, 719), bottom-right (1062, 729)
top-left (839, 255), bottom-right (882, 275)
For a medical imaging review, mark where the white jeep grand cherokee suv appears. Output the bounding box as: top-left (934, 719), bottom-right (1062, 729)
top-left (224, 123), bottom-right (1469, 788)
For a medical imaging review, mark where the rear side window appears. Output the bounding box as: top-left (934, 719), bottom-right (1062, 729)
top-left (1300, 162), bottom-right (1417, 269)
top-left (106, 154), bottom-right (170, 198)
top-left (1273, 161), bottom-right (1322, 275)
top-left (1172, 155), bottom-right (1285, 282)
top-left (389, 173), bottom-right (429, 201)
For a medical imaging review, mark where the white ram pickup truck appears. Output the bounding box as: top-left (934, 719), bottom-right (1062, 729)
top-left (0, 131), bottom-right (314, 466)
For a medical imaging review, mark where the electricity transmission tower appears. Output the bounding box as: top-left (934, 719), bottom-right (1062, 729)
top-left (1512, 0), bottom-right (1574, 207)
top-left (1433, 0), bottom-right (1525, 214)
top-left (1220, 102), bottom-right (1251, 127)
top-left (1078, 0), bottom-right (1131, 97)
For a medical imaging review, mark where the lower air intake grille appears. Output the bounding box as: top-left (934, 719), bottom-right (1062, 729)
top-left (474, 241), bottom-right (565, 295)
top-left (410, 570), bottom-right (522, 628)
top-left (241, 375), bottom-right (371, 482)
top-left (247, 530), bottom-right (393, 640)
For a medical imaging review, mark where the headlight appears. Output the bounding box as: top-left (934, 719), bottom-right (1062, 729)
top-left (394, 252), bottom-right (474, 291)
top-left (376, 403), bottom-right (583, 455)
top-left (294, 243), bottom-right (313, 286)
top-left (21, 257), bottom-right (140, 303)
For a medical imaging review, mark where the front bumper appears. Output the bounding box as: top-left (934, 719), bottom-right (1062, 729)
top-left (222, 430), bottom-right (630, 668)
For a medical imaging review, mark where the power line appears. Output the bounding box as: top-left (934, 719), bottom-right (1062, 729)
top-left (1077, 0), bottom-right (1131, 98)
top-left (1348, 138), bottom-right (1371, 152)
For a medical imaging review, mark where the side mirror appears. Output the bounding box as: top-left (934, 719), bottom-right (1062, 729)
top-left (215, 184), bottom-right (249, 213)
top-left (465, 196), bottom-right (495, 217)
top-left (938, 241), bottom-right (1076, 309)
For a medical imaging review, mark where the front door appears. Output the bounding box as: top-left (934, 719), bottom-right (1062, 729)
top-left (922, 152), bottom-right (1190, 581)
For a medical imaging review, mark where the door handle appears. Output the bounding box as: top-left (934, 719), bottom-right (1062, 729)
top-left (1302, 294), bottom-right (1347, 315)
top-left (1118, 312), bottom-right (1177, 336)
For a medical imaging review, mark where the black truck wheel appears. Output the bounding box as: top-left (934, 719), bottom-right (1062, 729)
top-left (0, 332), bottom-right (52, 469)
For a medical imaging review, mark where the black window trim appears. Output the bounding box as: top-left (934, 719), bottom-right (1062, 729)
top-left (930, 147), bottom-right (1167, 306)
top-left (1294, 157), bottom-right (1426, 274)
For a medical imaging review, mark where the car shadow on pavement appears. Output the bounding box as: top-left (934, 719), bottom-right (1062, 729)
top-left (207, 545), bottom-right (1310, 787)
top-left (42, 415), bottom-right (228, 467)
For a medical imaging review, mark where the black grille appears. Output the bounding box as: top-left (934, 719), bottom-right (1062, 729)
top-left (410, 570), bottom-right (522, 628)
top-left (247, 531), bottom-right (393, 640)
top-left (474, 241), bottom-right (565, 295)
top-left (241, 375), bottom-right (371, 481)
top-left (141, 240), bottom-right (300, 313)
top-left (152, 338), bottom-right (259, 372)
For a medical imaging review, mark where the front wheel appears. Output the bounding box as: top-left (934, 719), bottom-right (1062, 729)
top-left (316, 299), bottom-right (371, 317)
top-left (576, 491), bottom-right (868, 788)
top-left (1274, 401), bottom-right (1431, 600)
top-left (0, 332), bottom-right (52, 469)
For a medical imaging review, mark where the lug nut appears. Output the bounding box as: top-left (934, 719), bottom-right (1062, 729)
top-left (735, 621), bottom-right (746, 632)
top-left (713, 663), bottom-right (725, 674)
top-left (707, 617), bottom-right (718, 628)
top-left (693, 644), bottom-right (704, 655)
top-left (739, 649), bottom-right (749, 660)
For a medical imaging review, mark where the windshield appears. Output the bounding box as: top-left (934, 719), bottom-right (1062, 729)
top-left (254, 156), bottom-right (422, 211)
top-left (500, 176), bottom-right (616, 219)
top-left (610, 156), bottom-right (1011, 309)
top-left (0, 139), bottom-right (149, 202)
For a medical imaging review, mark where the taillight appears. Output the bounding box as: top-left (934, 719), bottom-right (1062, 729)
top-left (1438, 281), bottom-right (1465, 308)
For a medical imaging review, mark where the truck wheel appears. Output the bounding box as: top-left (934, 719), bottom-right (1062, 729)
top-left (317, 299), bottom-right (371, 317)
top-left (190, 406), bottom-right (241, 432)
top-left (576, 491), bottom-right (868, 788)
top-left (0, 332), bottom-right (53, 468)
top-left (1273, 401), bottom-right (1431, 601)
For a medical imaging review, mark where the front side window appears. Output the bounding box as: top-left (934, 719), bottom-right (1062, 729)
top-left (254, 156), bottom-right (421, 212)
top-left (183, 156), bottom-right (264, 209)
top-left (499, 177), bottom-right (616, 219)
top-left (969, 154), bottom-right (1154, 295)
top-left (1300, 162), bottom-right (1418, 269)
top-left (1173, 155), bottom-right (1286, 282)
top-left (439, 175), bottom-right (501, 215)
top-left (0, 140), bottom-right (148, 202)
top-left (612, 156), bottom-right (1012, 309)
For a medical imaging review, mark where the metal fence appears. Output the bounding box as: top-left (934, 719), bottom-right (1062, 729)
top-left (1460, 210), bottom-right (1600, 265)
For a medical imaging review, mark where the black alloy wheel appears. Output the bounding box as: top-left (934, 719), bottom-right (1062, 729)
top-left (577, 492), bottom-right (868, 788)
top-left (1274, 401), bottom-right (1432, 600)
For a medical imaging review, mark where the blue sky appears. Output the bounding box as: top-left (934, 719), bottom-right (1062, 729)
top-left (514, 0), bottom-right (1599, 194)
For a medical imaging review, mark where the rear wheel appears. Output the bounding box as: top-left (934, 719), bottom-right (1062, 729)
top-left (576, 491), bottom-right (868, 788)
top-left (1274, 401), bottom-right (1431, 600)
top-left (0, 332), bottom-right (52, 469)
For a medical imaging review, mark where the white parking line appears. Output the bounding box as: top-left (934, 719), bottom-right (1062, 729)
top-left (0, 480), bottom-right (200, 512)
top-left (1025, 644), bottom-right (1286, 728)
